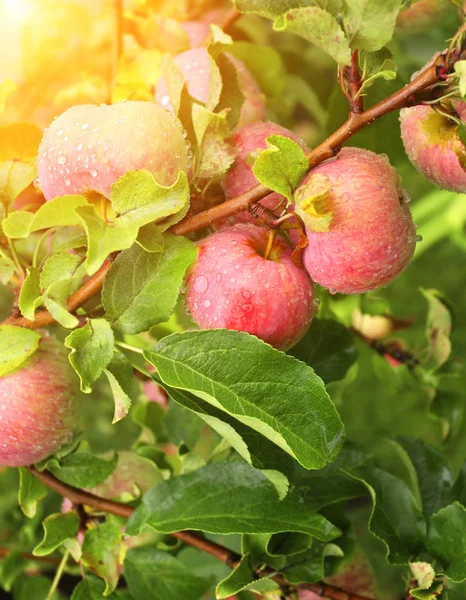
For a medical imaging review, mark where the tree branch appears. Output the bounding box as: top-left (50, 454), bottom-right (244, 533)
top-left (28, 467), bottom-right (375, 600)
top-left (0, 547), bottom-right (61, 566)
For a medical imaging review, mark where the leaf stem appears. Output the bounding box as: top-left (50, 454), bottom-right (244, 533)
top-left (115, 341), bottom-right (145, 355)
top-left (7, 238), bottom-right (25, 284)
top-left (46, 549), bottom-right (70, 600)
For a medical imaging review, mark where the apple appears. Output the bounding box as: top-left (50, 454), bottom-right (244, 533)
top-left (221, 121), bottom-right (308, 224)
top-left (399, 103), bottom-right (466, 193)
top-left (397, 0), bottom-right (447, 31)
top-left (0, 335), bottom-right (80, 467)
top-left (37, 101), bottom-right (188, 200)
top-left (297, 147), bottom-right (416, 295)
top-left (184, 223), bottom-right (315, 350)
top-left (155, 47), bottom-right (266, 128)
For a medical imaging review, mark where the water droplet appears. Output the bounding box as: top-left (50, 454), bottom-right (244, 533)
top-left (65, 178), bottom-right (71, 187)
top-left (241, 317), bottom-right (248, 323)
top-left (77, 143), bottom-right (83, 151)
top-left (216, 274), bottom-right (222, 282)
top-left (57, 155), bottom-right (67, 165)
top-left (193, 275), bottom-right (208, 294)
top-left (33, 177), bottom-right (40, 188)
top-left (203, 299), bottom-right (211, 308)
top-left (231, 240), bottom-right (237, 246)
top-left (90, 169), bottom-right (98, 178)
top-left (242, 303), bottom-right (253, 312)
top-left (242, 290), bottom-right (251, 299)
top-left (415, 234), bottom-right (423, 243)
top-left (82, 123), bottom-right (89, 129)
top-left (230, 277), bottom-right (236, 283)
top-left (313, 298), bottom-right (320, 307)
top-left (329, 288), bottom-right (337, 295)
top-left (57, 129), bottom-right (63, 136)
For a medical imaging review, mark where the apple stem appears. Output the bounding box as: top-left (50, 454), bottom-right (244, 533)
top-left (27, 467), bottom-right (375, 600)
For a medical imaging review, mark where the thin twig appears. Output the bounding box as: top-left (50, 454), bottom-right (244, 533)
top-left (27, 467), bottom-right (375, 600)
top-left (0, 547), bottom-right (61, 566)
top-left (201, 7), bottom-right (242, 46)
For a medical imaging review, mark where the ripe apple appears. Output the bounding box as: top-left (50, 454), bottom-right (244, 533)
top-left (37, 101), bottom-right (188, 200)
top-left (0, 335), bottom-right (80, 467)
top-left (155, 47), bottom-right (266, 128)
top-left (184, 223), bottom-right (315, 350)
top-left (222, 121), bottom-right (308, 224)
top-left (399, 103), bottom-right (466, 193)
top-left (297, 147), bottom-right (416, 295)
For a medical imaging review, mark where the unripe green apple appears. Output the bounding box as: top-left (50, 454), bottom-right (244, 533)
top-left (297, 147), bottom-right (416, 295)
top-left (37, 101), bottom-right (188, 200)
top-left (0, 335), bottom-right (80, 467)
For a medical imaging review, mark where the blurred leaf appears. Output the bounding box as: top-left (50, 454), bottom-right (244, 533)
top-left (47, 451), bottom-right (118, 488)
top-left (253, 135), bottom-right (308, 201)
top-left (33, 511), bottom-right (81, 561)
top-left (342, 0), bottom-right (403, 52)
top-left (65, 319), bottom-right (115, 393)
top-left (421, 288), bottom-right (452, 370)
top-left (274, 8), bottom-right (351, 66)
top-left (0, 325), bottom-right (41, 377)
top-left (13, 575), bottom-right (61, 600)
top-left (71, 574), bottom-right (135, 600)
top-left (227, 42), bottom-right (285, 98)
top-left (347, 466), bottom-right (426, 564)
top-left (127, 461), bottom-right (341, 539)
top-left (146, 330), bottom-right (344, 470)
top-left (0, 123), bottom-right (42, 200)
top-left (0, 551), bottom-right (27, 592)
top-left (3, 195), bottom-right (89, 238)
top-left (290, 318), bottom-right (358, 383)
top-left (104, 352), bottom-right (140, 423)
top-left (0, 81), bottom-right (16, 115)
top-left (0, 256), bottom-right (14, 285)
top-left (82, 521), bottom-right (124, 595)
top-left (125, 547), bottom-right (211, 600)
top-left (18, 467), bottom-right (47, 519)
top-left (427, 502), bottom-right (466, 583)
top-left (102, 235), bottom-right (197, 334)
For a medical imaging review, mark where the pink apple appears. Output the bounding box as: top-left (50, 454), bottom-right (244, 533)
top-left (37, 101), bottom-right (188, 200)
top-left (221, 121), bottom-right (308, 224)
top-left (399, 103), bottom-right (466, 193)
top-left (0, 335), bottom-right (80, 467)
top-left (155, 48), bottom-right (265, 128)
top-left (180, 21), bottom-right (211, 47)
top-left (184, 223), bottom-right (315, 350)
top-left (397, 0), bottom-right (447, 31)
top-left (298, 147), bottom-right (416, 295)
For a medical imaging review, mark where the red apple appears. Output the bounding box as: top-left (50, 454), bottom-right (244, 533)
top-left (298, 147), bottom-right (416, 295)
top-left (37, 101), bottom-right (188, 200)
top-left (184, 223), bottom-right (315, 350)
top-left (221, 121), bottom-right (308, 225)
top-left (399, 103), bottom-right (466, 193)
top-left (155, 48), bottom-right (266, 128)
top-left (0, 335), bottom-right (80, 467)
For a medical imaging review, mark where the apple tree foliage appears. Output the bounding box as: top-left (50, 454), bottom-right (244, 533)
top-left (1, 1), bottom-right (466, 599)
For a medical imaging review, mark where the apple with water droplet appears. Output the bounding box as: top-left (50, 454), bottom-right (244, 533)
top-left (296, 147), bottom-right (417, 295)
top-left (0, 335), bottom-right (80, 467)
top-left (37, 101), bottom-right (188, 200)
top-left (184, 223), bottom-right (315, 350)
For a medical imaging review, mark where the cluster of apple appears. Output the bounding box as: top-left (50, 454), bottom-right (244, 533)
top-left (2, 29), bottom-right (466, 470)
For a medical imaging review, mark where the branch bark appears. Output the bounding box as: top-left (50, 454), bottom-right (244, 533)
top-left (28, 467), bottom-right (375, 600)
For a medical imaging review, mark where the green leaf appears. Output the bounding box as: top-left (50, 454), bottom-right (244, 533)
top-left (33, 511), bottom-right (81, 561)
top-left (191, 105), bottom-right (236, 182)
top-left (18, 267), bottom-right (42, 320)
top-left (455, 61), bottom-right (466, 99)
top-left (127, 461), bottom-right (341, 539)
top-left (0, 325), bottom-right (41, 377)
top-left (13, 575), bottom-right (61, 600)
top-left (235, 0), bottom-right (313, 19)
top-left (0, 551), bottom-right (27, 592)
top-left (82, 521), bottom-right (124, 595)
top-left (110, 170), bottom-right (190, 231)
top-left (212, 52), bottom-right (245, 130)
top-left (104, 352), bottom-right (139, 423)
top-left (293, 173), bottom-right (334, 232)
top-left (397, 437), bottom-right (455, 517)
top-left (227, 41), bottom-right (285, 98)
top-left (65, 319), bottom-right (115, 393)
top-left (282, 542), bottom-right (344, 585)
top-left (71, 574), bottom-right (134, 600)
top-left (252, 135), bottom-right (308, 201)
top-left (216, 553), bottom-right (278, 599)
top-left (102, 235), bottom-right (197, 334)
top-left (125, 547), bottom-right (211, 600)
top-left (145, 330), bottom-right (344, 470)
top-left (359, 48), bottom-right (397, 92)
top-left (289, 318), bottom-right (358, 383)
top-left (421, 288), bottom-right (452, 370)
top-left (76, 205), bottom-right (139, 276)
top-left (347, 466), bottom-right (426, 564)
top-left (47, 452), bottom-right (119, 488)
top-left (18, 467), bottom-right (47, 518)
top-left (342, 0), bottom-right (403, 52)
top-left (2, 195), bottom-right (89, 238)
top-left (0, 255), bottom-right (14, 285)
top-left (274, 8), bottom-right (351, 66)
top-left (136, 223), bottom-right (164, 253)
top-left (427, 502), bottom-right (466, 582)
top-left (410, 561), bottom-right (436, 591)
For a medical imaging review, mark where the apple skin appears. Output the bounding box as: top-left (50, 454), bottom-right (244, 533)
top-left (37, 101), bottom-right (188, 200)
top-left (300, 147), bottom-right (416, 295)
top-left (184, 223), bottom-right (315, 350)
top-left (399, 104), bottom-right (466, 193)
top-left (0, 335), bottom-right (80, 467)
top-left (221, 121), bottom-right (308, 225)
top-left (155, 47), bottom-right (266, 128)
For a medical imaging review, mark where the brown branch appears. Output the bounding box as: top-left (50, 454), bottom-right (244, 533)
top-left (342, 50), bottom-right (364, 114)
top-left (0, 546), bottom-right (61, 566)
top-left (28, 467), bottom-right (374, 600)
top-left (4, 260), bottom-right (112, 329)
top-left (171, 49), bottom-right (451, 236)
top-left (201, 7), bottom-right (242, 46)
